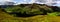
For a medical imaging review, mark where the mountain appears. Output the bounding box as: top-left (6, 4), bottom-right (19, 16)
top-left (0, 3), bottom-right (60, 17)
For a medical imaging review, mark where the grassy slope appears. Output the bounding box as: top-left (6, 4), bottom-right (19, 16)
top-left (0, 8), bottom-right (47, 22)
top-left (47, 16), bottom-right (60, 22)
top-left (0, 8), bottom-right (60, 22)
top-left (0, 4), bottom-right (60, 22)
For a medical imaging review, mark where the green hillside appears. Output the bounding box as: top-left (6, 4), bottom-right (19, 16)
top-left (0, 3), bottom-right (60, 22)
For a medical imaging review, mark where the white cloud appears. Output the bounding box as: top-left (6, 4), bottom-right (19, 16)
top-left (0, 0), bottom-right (60, 7)
top-left (11, 0), bottom-right (60, 7)
top-left (14, 0), bottom-right (36, 5)
top-left (0, 0), bottom-right (14, 5)
top-left (0, 0), bottom-right (13, 2)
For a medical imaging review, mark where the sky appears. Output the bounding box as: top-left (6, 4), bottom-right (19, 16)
top-left (0, 0), bottom-right (35, 5)
top-left (13, 0), bottom-right (35, 4)
top-left (0, 0), bottom-right (13, 2)
top-left (0, 0), bottom-right (60, 6)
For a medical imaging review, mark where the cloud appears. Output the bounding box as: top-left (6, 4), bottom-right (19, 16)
top-left (52, 1), bottom-right (60, 6)
top-left (0, 0), bottom-right (14, 5)
top-left (14, 0), bottom-right (35, 4)
top-left (0, 0), bottom-right (13, 2)
top-left (13, 0), bottom-right (36, 5)
top-left (0, 0), bottom-right (60, 7)
top-left (36, 0), bottom-right (60, 6)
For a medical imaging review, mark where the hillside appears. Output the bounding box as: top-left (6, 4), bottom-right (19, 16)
top-left (0, 3), bottom-right (60, 22)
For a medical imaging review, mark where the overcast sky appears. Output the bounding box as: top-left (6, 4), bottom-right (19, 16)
top-left (0, 0), bottom-right (60, 6)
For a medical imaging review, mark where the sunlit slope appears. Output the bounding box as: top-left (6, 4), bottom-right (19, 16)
top-left (0, 8), bottom-right (47, 22)
top-left (47, 16), bottom-right (60, 22)
top-left (1, 8), bottom-right (60, 22)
